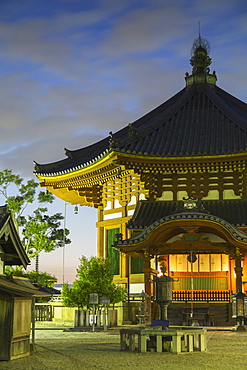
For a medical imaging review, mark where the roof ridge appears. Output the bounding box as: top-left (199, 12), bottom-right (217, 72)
top-left (204, 84), bottom-right (247, 132)
top-left (116, 86), bottom-right (197, 150)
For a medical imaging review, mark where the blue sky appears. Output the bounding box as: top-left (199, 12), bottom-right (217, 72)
top-left (0, 0), bottom-right (247, 283)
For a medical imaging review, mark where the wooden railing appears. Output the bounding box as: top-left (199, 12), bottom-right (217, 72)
top-left (35, 303), bottom-right (52, 321)
top-left (172, 290), bottom-right (233, 302)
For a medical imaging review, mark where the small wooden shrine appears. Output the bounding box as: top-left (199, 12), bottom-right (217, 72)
top-left (0, 205), bottom-right (50, 360)
top-left (34, 35), bottom-right (247, 325)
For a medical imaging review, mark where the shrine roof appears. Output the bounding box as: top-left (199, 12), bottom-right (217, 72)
top-left (0, 276), bottom-right (51, 297)
top-left (115, 207), bottom-right (247, 251)
top-left (34, 37), bottom-right (247, 178)
top-left (0, 205), bottom-right (30, 268)
top-left (127, 199), bottom-right (247, 229)
top-left (34, 83), bottom-right (247, 178)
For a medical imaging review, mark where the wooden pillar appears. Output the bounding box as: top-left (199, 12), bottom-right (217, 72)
top-left (97, 208), bottom-right (104, 258)
top-left (235, 248), bottom-right (243, 292)
top-left (143, 259), bottom-right (152, 296)
top-left (242, 256), bottom-right (247, 293)
top-left (228, 256), bottom-right (234, 292)
top-left (120, 205), bottom-right (128, 278)
top-left (120, 205), bottom-right (131, 322)
top-left (30, 297), bottom-right (36, 352)
top-left (0, 255), bottom-right (4, 274)
top-left (143, 257), bottom-right (152, 322)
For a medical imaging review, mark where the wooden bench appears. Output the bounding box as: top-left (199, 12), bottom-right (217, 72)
top-left (120, 327), bottom-right (207, 354)
top-left (182, 307), bottom-right (214, 326)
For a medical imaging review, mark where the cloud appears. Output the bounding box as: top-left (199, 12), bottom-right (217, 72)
top-left (0, 0), bottom-right (247, 282)
top-left (0, 0), bottom-right (247, 180)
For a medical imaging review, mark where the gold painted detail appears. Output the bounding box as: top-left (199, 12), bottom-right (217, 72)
top-left (117, 158), bottom-right (246, 174)
top-left (42, 167), bottom-right (245, 205)
top-left (134, 171), bottom-right (243, 201)
top-left (41, 164), bottom-right (118, 188)
top-left (159, 172), bottom-right (243, 200)
top-left (36, 151), bottom-right (117, 180)
top-left (38, 151), bottom-right (247, 207)
top-left (76, 184), bottom-right (103, 209)
top-left (102, 173), bottom-right (146, 207)
top-left (186, 73), bottom-right (217, 86)
top-left (96, 216), bottom-right (132, 228)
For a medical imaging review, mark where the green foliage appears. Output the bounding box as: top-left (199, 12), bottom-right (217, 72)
top-left (22, 208), bottom-right (70, 257)
top-left (62, 282), bottom-right (86, 309)
top-left (26, 270), bottom-right (57, 287)
top-left (62, 256), bottom-right (127, 309)
top-left (4, 266), bottom-right (57, 288)
top-left (4, 266), bottom-right (25, 277)
top-left (0, 169), bottom-right (70, 261)
top-left (107, 284), bottom-right (128, 306)
top-left (0, 169), bottom-right (41, 218)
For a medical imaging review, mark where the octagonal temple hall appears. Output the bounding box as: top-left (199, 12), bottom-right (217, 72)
top-left (34, 35), bottom-right (247, 326)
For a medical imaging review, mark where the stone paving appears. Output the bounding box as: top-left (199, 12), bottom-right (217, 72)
top-left (1, 326), bottom-right (247, 370)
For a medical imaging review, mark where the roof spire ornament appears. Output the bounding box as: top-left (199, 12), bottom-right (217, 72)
top-left (185, 24), bottom-right (217, 87)
top-left (191, 21), bottom-right (211, 56)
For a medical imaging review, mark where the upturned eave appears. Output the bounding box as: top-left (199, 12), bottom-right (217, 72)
top-left (35, 150), bottom-right (116, 181)
top-left (114, 214), bottom-right (247, 258)
top-left (38, 149), bottom-right (247, 183)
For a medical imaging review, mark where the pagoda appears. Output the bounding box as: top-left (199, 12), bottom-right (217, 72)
top-left (34, 35), bottom-right (247, 325)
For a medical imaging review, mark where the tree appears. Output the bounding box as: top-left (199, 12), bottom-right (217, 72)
top-left (0, 169), bottom-right (47, 221)
top-left (107, 284), bottom-right (127, 309)
top-left (4, 266), bottom-right (57, 288)
top-left (21, 207), bottom-right (70, 271)
top-left (62, 256), bottom-right (127, 309)
top-left (0, 169), bottom-right (71, 270)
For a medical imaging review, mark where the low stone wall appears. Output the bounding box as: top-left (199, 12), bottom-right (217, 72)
top-left (37, 301), bottom-right (125, 327)
top-left (50, 302), bottom-right (76, 324)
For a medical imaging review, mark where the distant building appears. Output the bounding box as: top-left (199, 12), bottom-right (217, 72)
top-left (34, 36), bottom-right (247, 325)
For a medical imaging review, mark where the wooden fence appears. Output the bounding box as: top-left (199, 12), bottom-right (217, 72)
top-left (35, 303), bottom-right (52, 321)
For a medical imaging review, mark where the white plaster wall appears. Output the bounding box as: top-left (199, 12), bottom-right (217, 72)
top-left (103, 212), bottom-right (122, 220)
top-left (130, 283), bottom-right (145, 294)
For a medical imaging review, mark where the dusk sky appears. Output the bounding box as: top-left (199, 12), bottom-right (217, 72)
top-left (0, 0), bottom-right (247, 283)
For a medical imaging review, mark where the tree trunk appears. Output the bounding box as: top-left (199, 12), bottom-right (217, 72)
top-left (35, 254), bottom-right (39, 272)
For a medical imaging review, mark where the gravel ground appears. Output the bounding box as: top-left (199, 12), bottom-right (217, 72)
top-left (1, 327), bottom-right (247, 370)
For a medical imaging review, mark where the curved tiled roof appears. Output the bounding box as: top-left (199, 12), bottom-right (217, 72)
top-left (121, 85), bottom-right (247, 157)
top-left (34, 77), bottom-right (247, 177)
top-left (116, 211), bottom-right (247, 248)
top-left (127, 199), bottom-right (247, 229)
